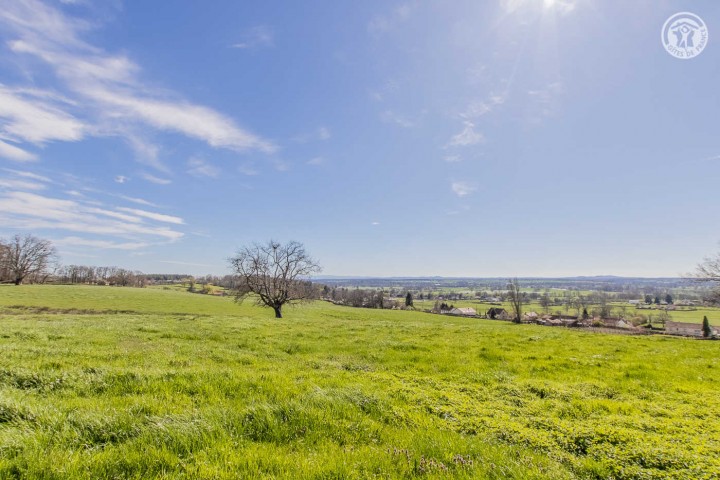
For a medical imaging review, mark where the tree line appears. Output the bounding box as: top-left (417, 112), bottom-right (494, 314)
top-left (5, 234), bottom-right (720, 322)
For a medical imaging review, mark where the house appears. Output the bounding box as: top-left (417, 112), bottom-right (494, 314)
top-left (628, 300), bottom-right (641, 305)
top-left (449, 307), bottom-right (477, 316)
top-left (523, 311), bottom-right (539, 322)
top-left (591, 317), bottom-right (636, 330)
top-left (486, 307), bottom-right (510, 320)
top-left (665, 321), bottom-right (717, 337)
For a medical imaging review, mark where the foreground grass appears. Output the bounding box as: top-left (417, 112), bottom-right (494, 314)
top-left (0, 286), bottom-right (719, 479)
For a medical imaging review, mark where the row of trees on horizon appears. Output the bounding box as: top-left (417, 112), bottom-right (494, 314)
top-left (3, 234), bottom-right (720, 320)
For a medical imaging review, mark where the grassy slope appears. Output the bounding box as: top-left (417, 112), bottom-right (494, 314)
top-left (0, 285), bottom-right (718, 479)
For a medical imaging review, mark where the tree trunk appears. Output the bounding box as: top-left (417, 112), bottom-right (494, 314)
top-left (273, 306), bottom-right (282, 318)
top-left (14, 277), bottom-right (22, 285)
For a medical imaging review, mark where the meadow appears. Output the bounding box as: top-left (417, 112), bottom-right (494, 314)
top-left (0, 285), bottom-right (718, 479)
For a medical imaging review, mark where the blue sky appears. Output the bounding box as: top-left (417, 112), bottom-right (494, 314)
top-left (0, 0), bottom-right (718, 277)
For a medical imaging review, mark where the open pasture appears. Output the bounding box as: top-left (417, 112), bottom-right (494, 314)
top-left (0, 285), bottom-right (718, 479)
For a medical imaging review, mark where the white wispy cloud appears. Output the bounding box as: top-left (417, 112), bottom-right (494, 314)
top-left (54, 236), bottom-right (150, 250)
top-left (447, 121), bottom-right (485, 147)
top-left (116, 207), bottom-right (184, 225)
top-left (451, 181), bottom-right (477, 197)
top-left (380, 110), bottom-right (416, 128)
top-left (186, 157), bottom-right (220, 178)
top-left (526, 81), bottom-right (564, 122)
top-left (501, 0), bottom-right (577, 15)
top-left (125, 136), bottom-right (167, 172)
top-left (306, 157), bottom-right (324, 166)
top-left (0, 178), bottom-right (47, 190)
top-left (2, 169), bottom-right (52, 182)
top-left (318, 127), bottom-right (331, 140)
top-left (116, 195), bottom-right (158, 208)
top-left (292, 126), bottom-right (332, 143)
top-left (0, 190), bottom-right (184, 240)
top-left (0, 139), bottom-right (37, 161)
top-left (231, 25), bottom-right (274, 50)
top-left (114, 175), bottom-right (128, 184)
top-left (0, 0), bottom-right (275, 171)
top-left (0, 84), bottom-right (85, 145)
top-left (140, 172), bottom-right (172, 185)
top-left (459, 93), bottom-right (506, 119)
top-left (443, 155), bottom-right (462, 163)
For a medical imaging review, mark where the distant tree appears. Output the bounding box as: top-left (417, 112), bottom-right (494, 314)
top-left (656, 310), bottom-right (671, 327)
top-left (644, 294), bottom-right (653, 305)
top-left (432, 300), bottom-right (441, 313)
top-left (702, 316), bottom-right (712, 338)
top-left (654, 295), bottom-right (661, 305)
top-left (693, 249), bottom-right (720, 303)
top-left (582, 308), bottom-right (590, 320)
top-left (229, 240), bottom-right (321, 318)
top-left (375, 290), bottom-right (385, 309)
top-left (405, 292), bottom-right (414, 307)
top-left (539, 293), bottom-right (551, 313)
top-left (598, 295), bottom-right (613, 319)
top-left (665, 294), bottom-right (673, 305)
top-left (0, 234), bottom-right (57, 285)
top-left (507, 278), bottom-right (523, 324)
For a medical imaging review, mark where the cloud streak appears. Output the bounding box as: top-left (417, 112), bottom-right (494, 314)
top-left (231, 25), bottom-right (274, 50)
top-left (451, 181), bottom-right (477, 197)
top-left (0, 190), bottom-right (184, 242)
top-left (447, 121), bottom-right (485, 147)
top-left (0, 0), bottom-right (275, 169)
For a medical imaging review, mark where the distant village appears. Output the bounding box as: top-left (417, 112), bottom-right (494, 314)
top-left (436, 302), bottom-right (717, 339)
top-left (322, 286), bottom-right (717, 339)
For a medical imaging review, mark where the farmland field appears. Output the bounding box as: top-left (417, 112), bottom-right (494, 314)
top-left (0, 285), bottom-right (719, 479)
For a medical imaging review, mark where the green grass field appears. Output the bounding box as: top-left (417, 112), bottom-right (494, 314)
top-left (1, 285), bottom-right (719, 479)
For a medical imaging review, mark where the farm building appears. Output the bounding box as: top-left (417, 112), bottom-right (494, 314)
top-left (523, 311), bottom-right (539, 321)
top-left (449, 307), bottom-right (477, 316)
top-left (544, 318), bottom-right (564, 326)
top-left (486, 307), bottom-right (510, 320)
top-left (601, 318), bottom-right (636, 330)
top-left (665, 321), bottom-right (717, 337)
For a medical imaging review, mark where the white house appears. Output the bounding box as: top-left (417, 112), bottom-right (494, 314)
top-left (665, 321), bottom-right (717, 337)
top-left (449, 307), bottom-right (477, 316)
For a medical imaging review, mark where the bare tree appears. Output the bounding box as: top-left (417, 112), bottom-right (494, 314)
top-left (0, 242), bottom-right (9, 282)
top-left (229, 240), bottom-right (321, 318)
top-left (694, 250), bottom-right (720, 304)
top-left (507, 278), bottom-right (524, 323)
top-left (0, 234), bottom-right (57, 285)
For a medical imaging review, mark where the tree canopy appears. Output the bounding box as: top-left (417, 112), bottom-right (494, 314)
top-left (0, 234), bottom-right (57, 285)
top-left (229, 240), bottom-right (321, 318)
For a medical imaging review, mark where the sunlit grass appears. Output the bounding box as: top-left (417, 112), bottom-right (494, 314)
top-left (0, 285), bottom-right (718, 478)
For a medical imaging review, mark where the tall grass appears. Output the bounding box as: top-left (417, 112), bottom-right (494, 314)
top-left (0, 285), bottom-right (718, 478)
